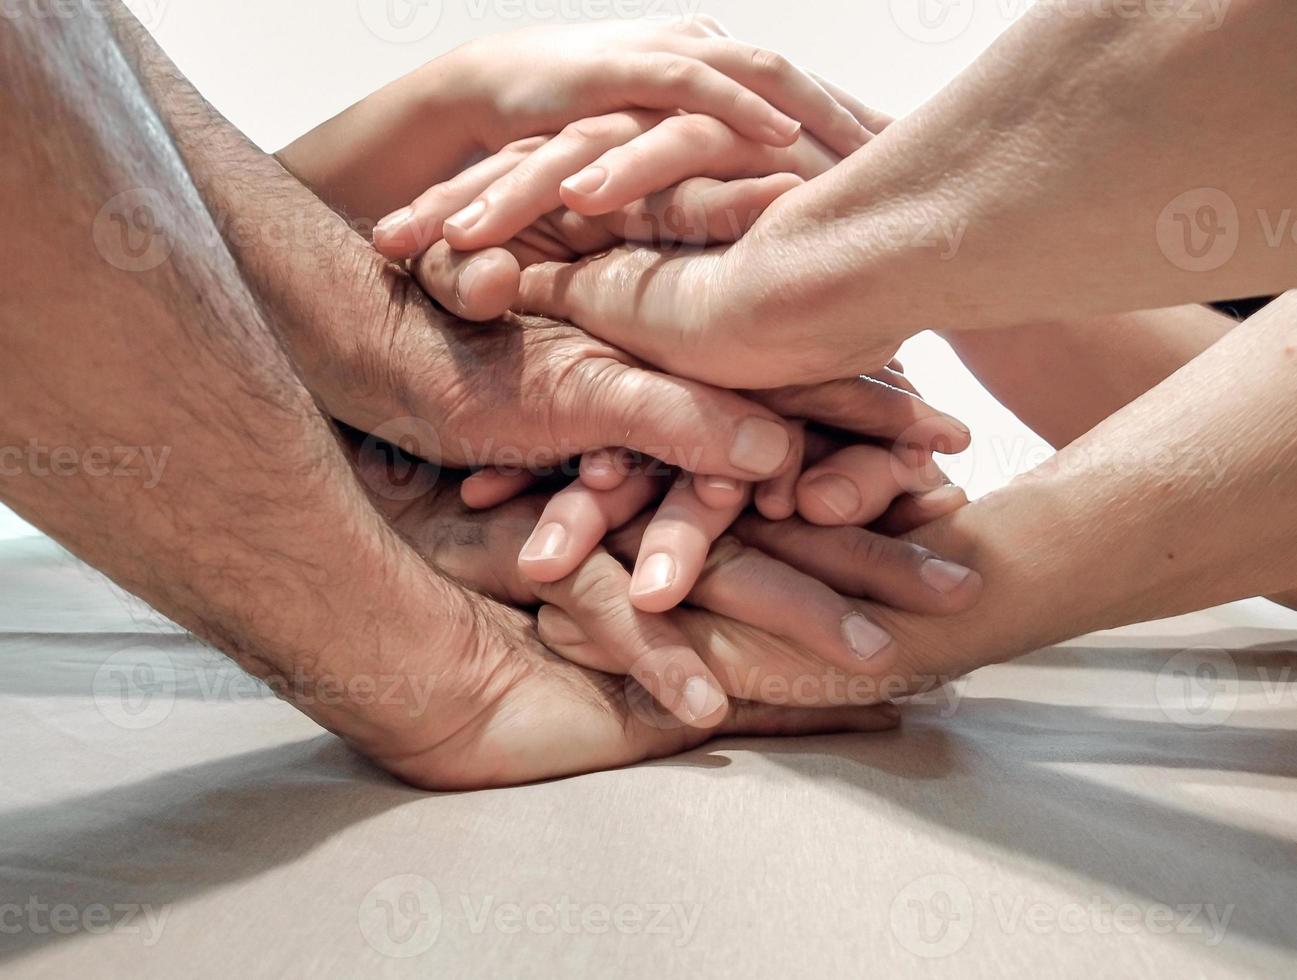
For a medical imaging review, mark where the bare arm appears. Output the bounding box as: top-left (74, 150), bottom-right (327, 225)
top-left (0, 6), bottom-right (488, 758)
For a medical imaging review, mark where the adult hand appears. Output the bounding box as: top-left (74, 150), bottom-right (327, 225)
top-left (513, 1), bottom-right (1297, 389)
top-left (278, 17), bottom-right (878, 224)
top-left (349, 436), bottom-right (977, 735)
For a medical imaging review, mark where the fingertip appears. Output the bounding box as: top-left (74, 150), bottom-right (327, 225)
top-left (455, 250), bottom-right (521, 322)
top-left (373, 205), bottom-right (437, 259)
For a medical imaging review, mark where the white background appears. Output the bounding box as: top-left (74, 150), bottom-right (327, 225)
top-left (0, 0), bottom-right (1050, 540)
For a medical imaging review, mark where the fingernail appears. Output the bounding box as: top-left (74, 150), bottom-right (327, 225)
top-left (943, 414), bottom-right (971, 438)
top-left (842, 613), bottom-right (893, 663)
top-left (806, 474), bottom-right (862, 523)
top-left (374, 206), bottom-right (414, 238)
top-left (681, 675), bottom-right (725, 723)
top-left (455, 260), bottom-right (488, 309)
top-left (538, 606), bottom-right (587, 646)
top-left (920, 557), bottom-right (973, 594)
top-left (919, 485), bottom-right (967, 507)
top-left (561, 166), bottom-right (608, 196)
top-left (728, 418), bottom-right (791, 476)
top-left (631, 553), bottom-right (676, 597)
top-left (880, 702), bottom-right (902, 722)
top-left (445, 199), bottom-right (486, 234)
top-left (704, 476), bottom-right (740, 493)
top-left (519, 522), bottom-right (568, 563)
top-left (760, 117), bottom-right (801, 143)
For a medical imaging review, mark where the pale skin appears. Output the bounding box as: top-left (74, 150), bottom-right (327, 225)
top-left (3, 2), bottom-right (991, 787)
top-left (370, 6), bottom-right (1297, 668)
top-left (276, 31), bottom-right (971, 618)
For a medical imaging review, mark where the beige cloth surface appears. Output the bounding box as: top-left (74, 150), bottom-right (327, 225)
top-left (2, 535), bottom-right (1296, 978)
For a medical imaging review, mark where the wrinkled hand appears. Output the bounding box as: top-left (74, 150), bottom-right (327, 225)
top-left (350, 434), bottom-right (980, 733)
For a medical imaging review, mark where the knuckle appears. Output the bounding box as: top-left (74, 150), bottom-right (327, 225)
top-left (563, 115), bottom-right (617, 144)
top-left (502, 135), bottom-right (548, 155)
top-left (564, 554), bottom-right (630, 616)
top-left (658, 56), bottom-right (702, 89)
top-left (748, 47), bottom-right (791, 78)
top-left (843, 529), bottom-right (896, 571)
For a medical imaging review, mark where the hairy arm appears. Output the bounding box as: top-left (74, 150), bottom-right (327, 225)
top-left (0, 6), bottom-right (479, 758)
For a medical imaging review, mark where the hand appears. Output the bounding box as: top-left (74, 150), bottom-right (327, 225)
top-left (278, 17), bottom-right (878, 225)
top-left (513, 417), bottom-right (969, 614)
top-left (371, 107), bottom-right (840, 309)
top-left (512, 3), bottom-right (1297, 389)
top-left (350, 435), bottom-right (977, 735)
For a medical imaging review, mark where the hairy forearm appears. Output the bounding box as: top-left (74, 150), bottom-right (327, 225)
top-left (105, 6), bottom-right (443, 430)
top-left (0, 7), bottom-right (471, 754)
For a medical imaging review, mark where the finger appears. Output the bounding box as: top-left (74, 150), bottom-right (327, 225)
top-left (871, 485), bottom-right (970, 536)
top-left (517, 246), bottom-right (728, 384)
top-left (682, 38), bottom-right (873, 157)
top-left (518, 470), bottom-right (663, 584)
top-left (614, 53), bottom-right (802, 146)
top-left (559, 114), bottom-right (829, 217)
top-left (534, 550), bottom-right (729, 729)
top-left (442, 111), bottom-right (668, 252)
top-left (691, 473), bottom-right (749, 511)
top-left (580, 449), bottom-right (634, 492)
top-left (795, 444), bottom-right (922, 528)
top-left (539, 605), bottom-right (901, 731)
top-left (413, 242), bottom-right (522, 322)
top-left (731, 515), bottom-right (982, 615)
top-left (750, 376), bottom-right (971, 456)
top-left (682, 537), bottom-right (902, 677)
top-left (602, 173), bottom-right (803, 246)
top-left (373, 136), bottom-right (549, 258)
top-left (754, 420), bottom-right (804, 521)
top-left (629, 474), bottom-right (752, 613)
top-left (553, 360), bottom-right (798, 481)
top-left (807, 72), bottom-right (897, 134)
top-left (461, 467), bottom-right (541, 510)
